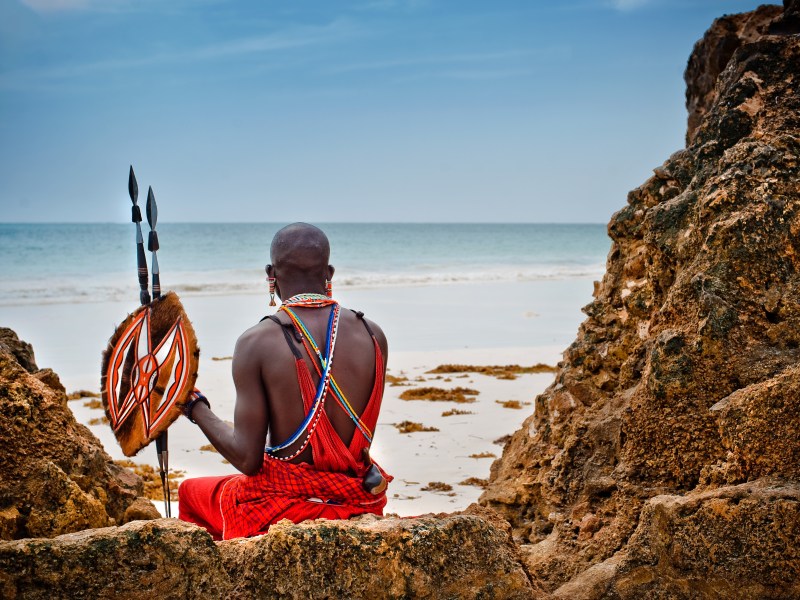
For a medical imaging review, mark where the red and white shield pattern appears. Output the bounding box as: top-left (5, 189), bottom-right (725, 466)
top-left (105, 307), bottom-right (190, 437)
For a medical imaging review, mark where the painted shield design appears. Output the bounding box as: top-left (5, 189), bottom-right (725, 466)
top-left (101, 291), bottom-right (199, 456)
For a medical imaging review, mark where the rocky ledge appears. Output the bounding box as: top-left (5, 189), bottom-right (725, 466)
top-left (0, 506), bottom-right (536, 599)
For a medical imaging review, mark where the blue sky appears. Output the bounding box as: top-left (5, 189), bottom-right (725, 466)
top-left (0, 0), bottom-right (772, 223)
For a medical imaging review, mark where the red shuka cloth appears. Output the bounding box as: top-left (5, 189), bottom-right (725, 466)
top-left (179, 334), bottom-right (391, 540)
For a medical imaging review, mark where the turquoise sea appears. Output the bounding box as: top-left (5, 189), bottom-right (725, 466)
top-left (0, 223), bottom-right (610, 307)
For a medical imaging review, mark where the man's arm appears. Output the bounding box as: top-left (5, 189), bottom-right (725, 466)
top-left (189, 328), bottom-right (269, 476)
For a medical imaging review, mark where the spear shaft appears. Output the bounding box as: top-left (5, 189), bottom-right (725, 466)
top-left (145, 185), bottom-right (171, 518)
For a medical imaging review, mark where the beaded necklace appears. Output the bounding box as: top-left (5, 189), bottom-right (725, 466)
top-left (282, 293), bottom-right (335, 308)
top-left (264, 296), bottom-right (340, 461)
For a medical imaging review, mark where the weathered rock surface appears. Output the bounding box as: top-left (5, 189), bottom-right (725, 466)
top-left (550, 481), bottom-right (800, 600)
top-left (0, 519), bottom-right (230, 599)
top-left (482, 1), bottom-right (800, 596)
top-left (0, 329), bottom-right (38, 373)
top-left (0, 507), bottom-right (538, 599)
top-left (684, 4), bottom-right (781, 145)
top-left (0, 331), bottom-right (158, 541)
top-left (219, 505), bottom-right (537, 599)
top-left (610, 480), bottom-right (800, 599)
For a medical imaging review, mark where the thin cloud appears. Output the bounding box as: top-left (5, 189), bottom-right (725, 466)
top-left (442, 67), bottom-right (534, 81)
top-left (555, 0), bottom-right (656, 12)
top-left (353, 0), bottom-right (430, 11)
top-left (329, 49), bottom-right (542, 75)
top-left (20, 0), bottom-right (90, 12)
top-left (0, 19), bottom-right (359, 89)
top-left (388, 66), bottom-right (535, 85)
top-left (609, 0), bottom-right (652, 11)
top-left (20, 0), bottom-right (231, 15)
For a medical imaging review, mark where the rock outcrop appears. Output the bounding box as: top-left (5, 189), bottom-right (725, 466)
top-left (482, 1), bottom-right (800, 596)
top-left (0, 329), bottom-right (158, 541)
top-left (0, 507), bottom-right (537, 599)
top-left (684, 3), bottom-right (781, 145)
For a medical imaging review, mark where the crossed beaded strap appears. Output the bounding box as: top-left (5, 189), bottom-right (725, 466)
top-left (281, 305), bottom-right (374, 444)
top-left (264, 302), bottom-right (341, 461)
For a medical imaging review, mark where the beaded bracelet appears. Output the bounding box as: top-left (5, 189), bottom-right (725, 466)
top-left (183, 392), bottom-right (210, 424)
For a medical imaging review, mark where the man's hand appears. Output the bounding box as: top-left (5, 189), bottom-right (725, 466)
top-left (183, 388), bottom-right (210, 423)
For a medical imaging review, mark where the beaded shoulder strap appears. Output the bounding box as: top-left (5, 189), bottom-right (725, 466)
top-left (264, 303), bottom-right (340, 461)
top-left (280, 306), bottom-right (375, 444)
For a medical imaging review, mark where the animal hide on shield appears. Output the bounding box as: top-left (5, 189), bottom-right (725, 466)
top-left (101, 291), bottom-right (199, 456)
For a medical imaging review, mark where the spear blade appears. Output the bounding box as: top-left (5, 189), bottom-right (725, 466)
top-left (145, 186), bottom-right (161, 300)
top-left (146, 186), bottom-right (158, 229)
top-left (128, 166), bottom-right (138, 205)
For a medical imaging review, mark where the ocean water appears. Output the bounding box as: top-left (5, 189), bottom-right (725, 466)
top-left (0, 223), bottom-right (610, 306)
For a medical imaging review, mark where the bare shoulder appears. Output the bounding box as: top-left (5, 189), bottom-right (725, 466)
top-left (343, 308), bottom-right (388, 359)
top-left (233, 318), bottom-right (283, 367)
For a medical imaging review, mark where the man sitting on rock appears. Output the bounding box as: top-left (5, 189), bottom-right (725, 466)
top-left (178, 223), bottom-right (391, 540)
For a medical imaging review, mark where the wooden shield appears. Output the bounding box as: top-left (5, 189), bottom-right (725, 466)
top-left (101, 291), bottom-right (199, 456)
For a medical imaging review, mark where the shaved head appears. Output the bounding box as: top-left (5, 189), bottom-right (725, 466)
top-left (270, 223), bottom-right (331, 284)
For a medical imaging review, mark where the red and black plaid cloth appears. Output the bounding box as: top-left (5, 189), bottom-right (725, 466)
top-left (218, 456), bottom-right (390, 539)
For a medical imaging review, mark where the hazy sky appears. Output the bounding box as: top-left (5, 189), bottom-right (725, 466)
top-left (0, 0), bottom-right (771, 223)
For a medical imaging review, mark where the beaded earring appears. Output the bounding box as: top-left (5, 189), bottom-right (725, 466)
top-left (268, 277), bottom-right (277, 307)
top-left (325, 279), bottom-right (333, 298)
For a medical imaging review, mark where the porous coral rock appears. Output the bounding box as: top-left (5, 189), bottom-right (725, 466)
top-left (550, 481), bottom-right (800, 600)
top-left (684, 4), bottom-right (782, 144)
top-left (0, 333), bottom-right (158, 541)
top-left (0, 519), bottom-right (230, 599)
top-left (0, 329), bottom-right (37, 373)
top-left (613, 480), bottom-right (800, 599)
top-left (219, 505), bottom-right (537, 599)
top-left (482, 2), bottom-right (800, 595)
top-left (0, 508), bottom-right (539, 599)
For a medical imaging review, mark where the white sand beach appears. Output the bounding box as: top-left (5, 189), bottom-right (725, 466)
top-left (5, 278), bottom-right (594, 517)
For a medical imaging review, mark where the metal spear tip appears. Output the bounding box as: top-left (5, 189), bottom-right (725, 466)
top-left (128, 166), bottom-right (138, 204)
top-left (146, 186), bottom-right (158, 228)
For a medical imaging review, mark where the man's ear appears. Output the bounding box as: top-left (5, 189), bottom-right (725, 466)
top-left (266, 264), bottom-right (274, 278)
top-left (327, 264), bottom-right (335, 280)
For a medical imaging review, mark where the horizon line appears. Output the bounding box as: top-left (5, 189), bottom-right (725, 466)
top-left (0, 220), bottom-right (610, 226)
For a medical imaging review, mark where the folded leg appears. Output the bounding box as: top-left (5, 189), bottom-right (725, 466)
top-left (178, 475), bottom-right (235, 540)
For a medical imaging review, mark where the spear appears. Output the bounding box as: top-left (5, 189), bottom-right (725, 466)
top-left (145, 185), bottom-right (171, 518)
top-left (128, 167), bottom-right (150, 306)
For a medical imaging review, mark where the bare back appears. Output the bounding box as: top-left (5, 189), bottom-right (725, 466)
top-left (240, 306), bottom-right (388, 465)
